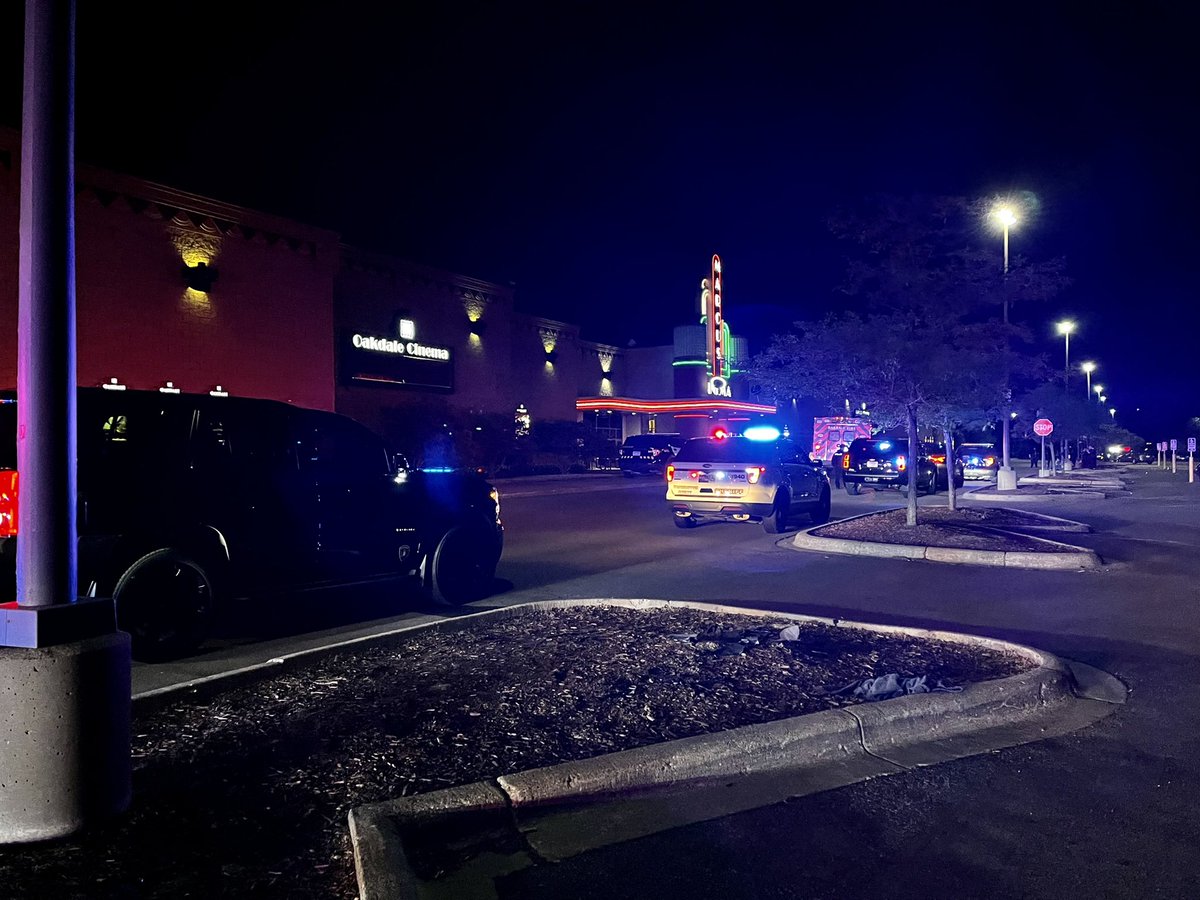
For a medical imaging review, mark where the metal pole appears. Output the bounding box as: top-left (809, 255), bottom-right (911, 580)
top-left (1064, 332), bottom-right (1070, 388)
top-left (1085, 368), bottom-right (1091, 399)
top-left (998, 223), bottom-right (1013, 488)
top-left (16, 0), bottom-right (77, 610)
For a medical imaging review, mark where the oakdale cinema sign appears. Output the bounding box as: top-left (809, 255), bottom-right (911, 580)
top-left (344, 318), bottom-right (454, 390)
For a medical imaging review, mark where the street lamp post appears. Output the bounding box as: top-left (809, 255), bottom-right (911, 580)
top-left (1094, 385), bottom-right (1104, 403)
top-left (1056, 321), bottom-right (1075, 389)
top-left (1081, 361), bottom-right (1096, 399)
top-left (1109, 407), bottom-right (1116, 420)
top-left (992, 203), bottom-right (1019, 492)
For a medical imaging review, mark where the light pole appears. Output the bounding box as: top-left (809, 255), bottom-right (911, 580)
top-left (1094, 385), bottom-right (1104, 403)
top-left (1081, 361), bottom-right (1096, 399)
top-left (1109, 407), bottom-right (1116, 420)
top-left (992, 203), bottom-right (1019, 491)
top-left (1056, 321), bottom-right (1075, 389)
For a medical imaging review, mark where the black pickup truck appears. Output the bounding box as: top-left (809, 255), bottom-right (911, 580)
top-left (1, 388), bottom-right (503, 660)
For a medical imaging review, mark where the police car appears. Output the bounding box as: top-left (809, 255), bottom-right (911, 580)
top-left (665, 426), bottom-right (831, 533)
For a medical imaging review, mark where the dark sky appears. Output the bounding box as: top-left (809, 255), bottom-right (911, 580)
top-left (3, 2), bottom-right (1198, 436)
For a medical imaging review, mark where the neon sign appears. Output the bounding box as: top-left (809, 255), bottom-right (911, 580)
top-left (708, 254), bottom-right (725, 379)
top-left (351, 334), bottom-right (450, 360)
top-left (706, 375), bottom-right (732, 398)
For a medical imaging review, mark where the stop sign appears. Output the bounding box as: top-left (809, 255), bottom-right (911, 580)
top-left (1033, 418), bottom-right (1054, 437)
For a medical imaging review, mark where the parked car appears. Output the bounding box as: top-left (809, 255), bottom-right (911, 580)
top-left (619, 433), bottom-right (683, 476)
top-left (0, 388), bottom-right (503, 660)
top-left (956, 442), bottom-right (999, 480)
top-left (665, 427), bottom-right (830, 533)
top-left (842, 437), bottom-right (963, 495)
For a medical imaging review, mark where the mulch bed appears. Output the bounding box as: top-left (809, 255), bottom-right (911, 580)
top-left (812, 507), bottom-right (1087, 552)
top-left (0, 606), bottom-right (1032, 899)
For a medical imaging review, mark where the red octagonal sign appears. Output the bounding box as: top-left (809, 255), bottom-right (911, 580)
top-left (1033, 418), bottom-right (1054, 437)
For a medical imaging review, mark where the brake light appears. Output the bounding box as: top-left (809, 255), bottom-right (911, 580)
top-left (930, 454), bottom-right (946, 464)
top-left (711, 428), bottom-right (729, 440)
top-left (983, 457), bottom-right (996, 466)
top-left (0, 470), bottom-right (16, 538)
top-left (666, 464), bottom-right (675, 482)
top-left (841, 454), bottom-right (850, 469)
top-left (745, 466), bottom-right (766, 484)
top-left (896, 456), bottom-right (907, 471)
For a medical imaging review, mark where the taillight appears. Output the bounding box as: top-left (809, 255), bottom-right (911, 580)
top-left (745, 466), bottom-right (766, 484)
top-left (666, 464), bottom-right (675, 482)
top-left (841, 454), bottom-right (850, 469)
top-left (930, 454), bottom-right (946, 464)
top-left (0, 470), bottom-right (17, 538)
top-left (984, 457), bottom-right (996, 466)
top-left (896, 456), bottom-right (907, 471)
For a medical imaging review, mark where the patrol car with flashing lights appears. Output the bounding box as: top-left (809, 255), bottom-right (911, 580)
top-left (665, 426), bottom-right (831, 533)
top-left (956, 442), bottom-right (999, 480)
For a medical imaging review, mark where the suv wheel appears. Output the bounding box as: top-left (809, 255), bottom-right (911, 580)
top-left (114, 548), bottom-right (215, 662)
top-left (810, 488), bottom-right (832, 525)
top-left (844, 482), bottom-right (861, 496)
top-left (428, 523), bottom-right (498, 606)
top-left (762, 493), bottom-right (790, 534)
top-left (925, 469), bottom-right (938, 495)
top-left (673, 515), bottom-right (698, 529)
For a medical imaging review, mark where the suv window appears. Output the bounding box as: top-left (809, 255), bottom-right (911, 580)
top-left (294, 412), bottom-right (390, 480)
top-left (674, 437), bottom-right (779, 464)
top-left (622, 435), bottom-right (680, 451)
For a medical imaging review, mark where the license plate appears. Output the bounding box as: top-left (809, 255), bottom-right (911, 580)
top-left (864, 476), bottom-right (880, 483)
top-left (865, 460), bottom-right (879, 468)
top-left (629, 451), bottom-right (641, 457)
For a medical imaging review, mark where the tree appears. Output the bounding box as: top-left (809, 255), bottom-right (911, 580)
top-left (756, 195), bottom-right (1064, 525)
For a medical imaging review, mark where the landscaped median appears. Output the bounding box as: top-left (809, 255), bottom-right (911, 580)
top-left (347, 600), bottom-right (1124, 900)
top-left (791, 506), bottom-right (1102, 569)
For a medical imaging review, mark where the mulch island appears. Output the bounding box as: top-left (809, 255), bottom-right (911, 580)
top-left (812, 506), bottom-right (1088, 551)
top-left (0, 605), bottom-right (1032, 899)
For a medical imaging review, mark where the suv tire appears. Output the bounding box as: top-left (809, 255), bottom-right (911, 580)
top-left (762, 493), bottom-right (789, 534)
top-left (428, 523), bottom-right (498, 606)
top-left (673, 515), bottom-right (698, 529)
top-left (114, 548), bottom-right (215, 662)
top-left (844, 482), bottom-right (861, 496)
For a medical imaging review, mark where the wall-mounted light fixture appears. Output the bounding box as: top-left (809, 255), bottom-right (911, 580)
top-left (545, 349), bottom-right (559, 364)
top-left (469, 319), bottom-right (487, 336)
top-left (181, 261), bottom-right (218, 293)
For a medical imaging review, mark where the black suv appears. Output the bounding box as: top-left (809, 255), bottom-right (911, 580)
top-left (842, 437), bottom-right (963, 495)
top-left (0, 389), bottom-right (503, 660)
top-left (619, 433), bottom-right (683, 476)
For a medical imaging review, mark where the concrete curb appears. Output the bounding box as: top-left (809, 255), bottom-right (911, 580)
top-left (345, 600), bottom-right (1125, 899)
top-left (789, 510), bottom-right (1102, 570)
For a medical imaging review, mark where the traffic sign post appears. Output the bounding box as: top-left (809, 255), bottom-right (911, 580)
top-left (1171, 439), bottom-right (1178, 474)
top-left (1033, 419), bottom-right (1054, 477)
top-left (1190, 436), bottom-right (1196, 484)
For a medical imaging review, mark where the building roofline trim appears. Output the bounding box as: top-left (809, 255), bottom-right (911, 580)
top-left (576, 397), bottom-right (778, 414)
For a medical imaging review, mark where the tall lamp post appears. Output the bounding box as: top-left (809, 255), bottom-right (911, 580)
top-left (992, 203), bottom-right (1019, 491)
top-left (1056, 320), bottom-right (1075, 388)
top-left (1109, 407), bottom-right (1117, 420)
top-left (1095, 385), bottom-right (1105, 403)
top-left (1081, 361), bottom-right (1096, 399)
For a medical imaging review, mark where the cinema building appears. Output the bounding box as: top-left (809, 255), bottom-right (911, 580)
top-left (0, 130), bottom-right (775, 459)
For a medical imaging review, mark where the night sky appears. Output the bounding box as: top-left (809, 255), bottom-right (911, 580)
top-left (2, 2), bottom-right (1197, 436)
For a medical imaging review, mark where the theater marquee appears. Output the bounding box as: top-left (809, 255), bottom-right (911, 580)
top-left (343, 318), bottom-right (454, 391)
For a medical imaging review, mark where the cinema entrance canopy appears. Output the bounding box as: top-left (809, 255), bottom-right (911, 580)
top-left (576, 396), bottom-right (778, 440)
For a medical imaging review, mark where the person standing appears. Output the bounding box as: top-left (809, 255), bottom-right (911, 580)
top-left (830, 443), bottom-right (848, 488)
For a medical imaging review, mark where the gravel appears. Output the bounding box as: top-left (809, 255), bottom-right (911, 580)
top-left (0, 605), bottom-right (1032, 899)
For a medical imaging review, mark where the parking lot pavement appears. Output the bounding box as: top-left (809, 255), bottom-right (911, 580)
top-left (484, 468), bottom-right (1200, 900)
